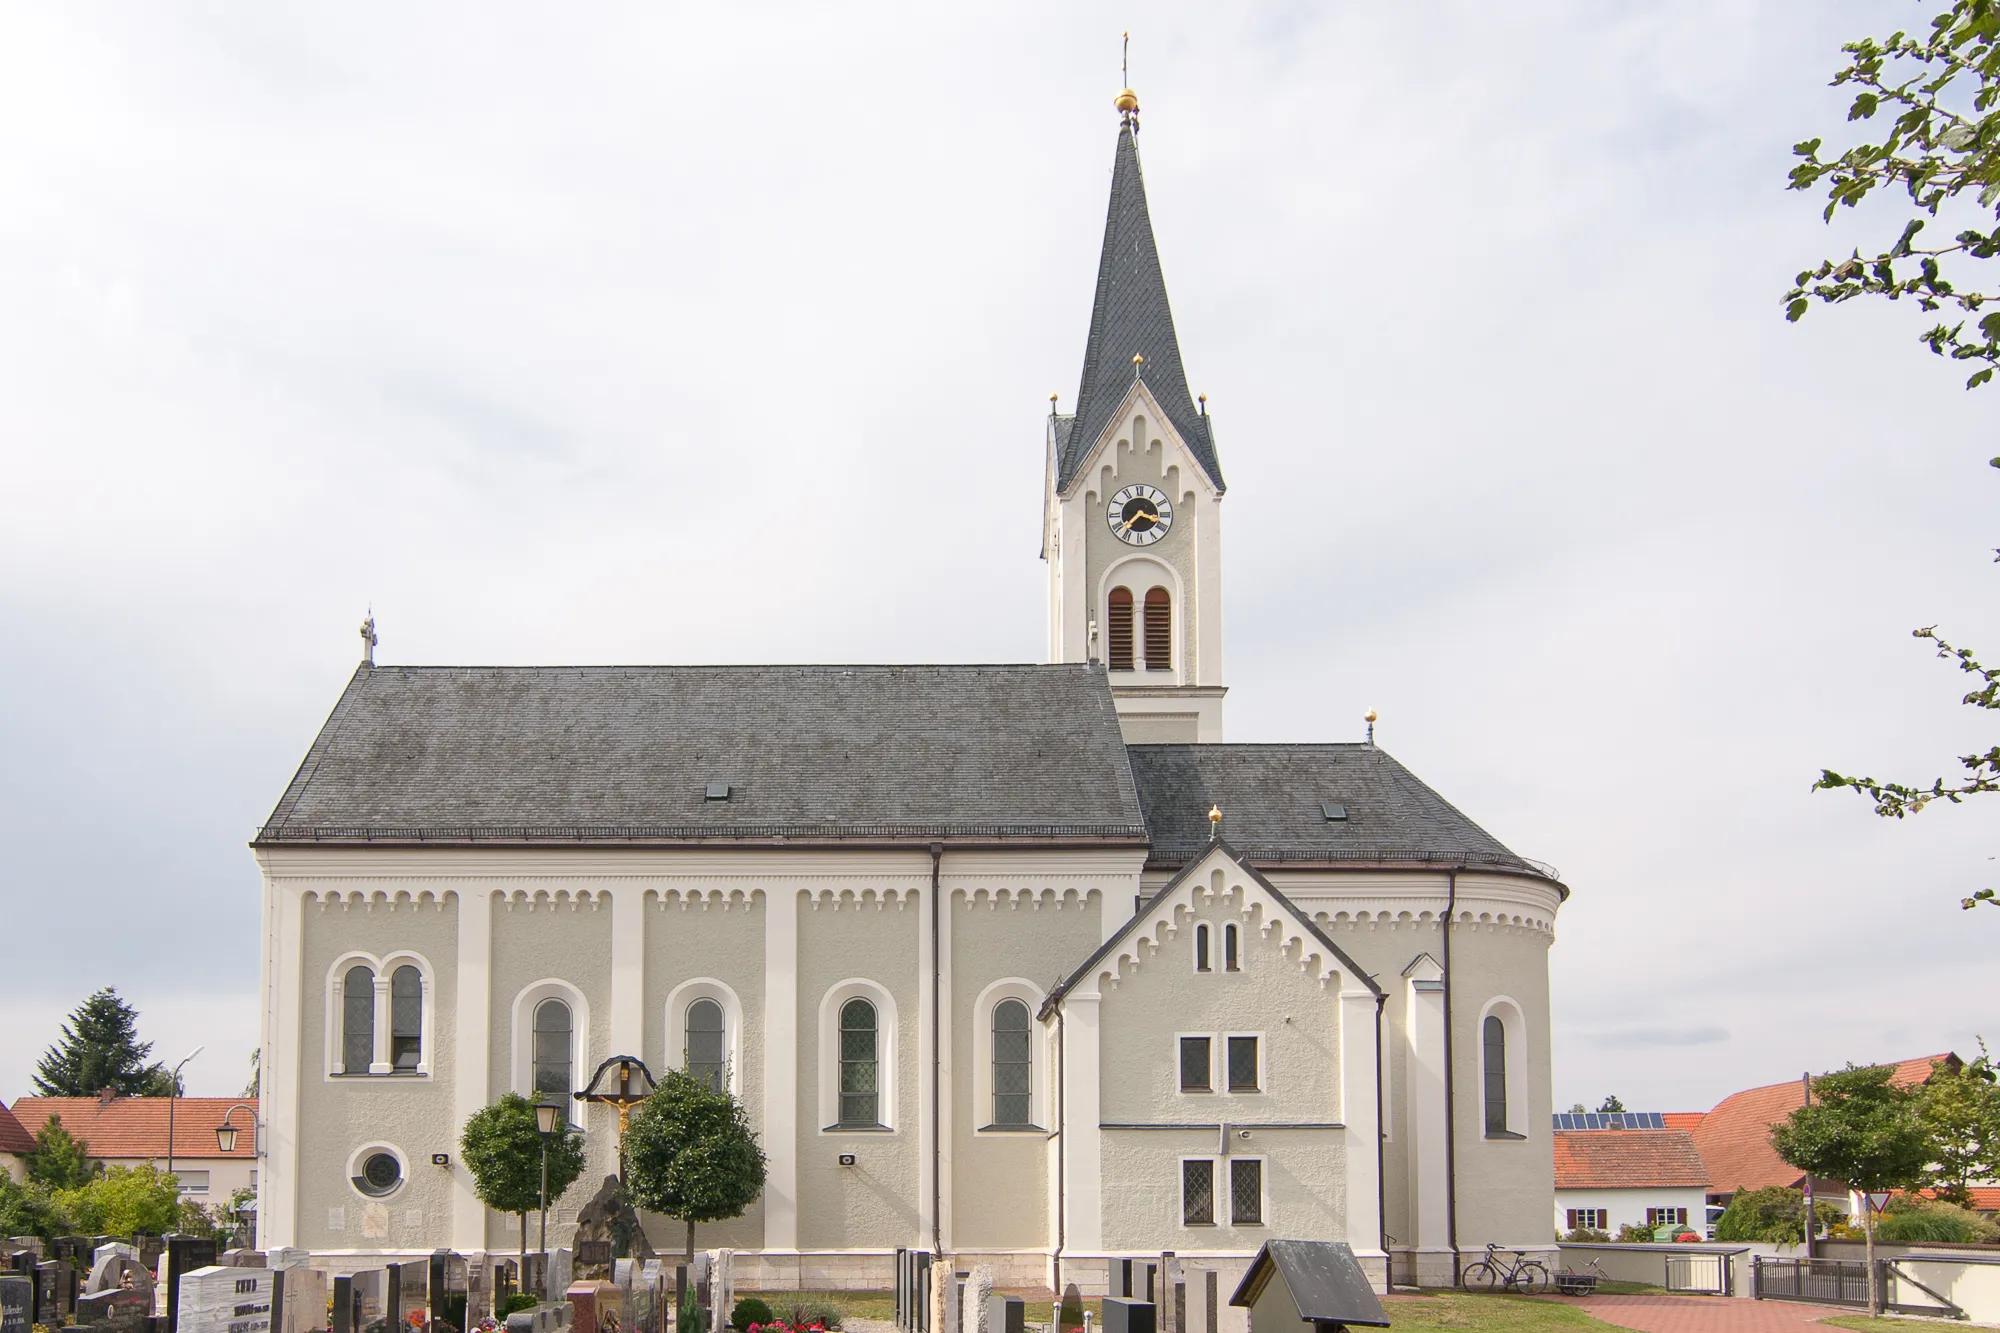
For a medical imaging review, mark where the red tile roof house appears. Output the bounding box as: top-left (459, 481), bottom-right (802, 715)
top-left (1688, 1054), bottom-right (1960, 1221)
top-left (0, 1101), bottom-right (34, 1184)
top-left (6, 1095), bottom-right (259, 1204)
top-left (1553, 1128), bottom-right (1710, 1238)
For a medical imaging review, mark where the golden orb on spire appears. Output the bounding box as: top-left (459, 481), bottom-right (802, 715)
top-left (1365, 709), bottom-right (1378, 723)
top-left (1114, 86), bottom-right (1140, 114)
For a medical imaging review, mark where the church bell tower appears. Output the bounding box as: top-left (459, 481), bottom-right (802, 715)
top-left (1042, 84), bottom-right (1227, 743)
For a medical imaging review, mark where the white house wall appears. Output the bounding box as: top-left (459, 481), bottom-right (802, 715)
top-left (1553, 1187), bottom-right (1708, 1238)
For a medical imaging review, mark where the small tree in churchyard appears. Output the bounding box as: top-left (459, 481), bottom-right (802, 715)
top-left (1713, 1186), bottom-right (1841, 1243)
top-left (1912, 1048), bottom-right (2000, 1204)
top-left (24, 1114), bottom-right (100, 1189)
top-left (1772, 1064), bottom-right (1931, 1315)
top-left (461, 1093), bottom-right (588, 1262)
top-left (623, 1068), bottom-right (767, 1261)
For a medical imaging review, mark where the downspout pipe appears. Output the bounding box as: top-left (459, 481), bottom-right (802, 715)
top-left (931, 842), bottom-right (944, 1259)
top-left (1053, 1002), bottom-right (1066, 1294)
top-left (1441, 869), bottom-right (1460, 1284)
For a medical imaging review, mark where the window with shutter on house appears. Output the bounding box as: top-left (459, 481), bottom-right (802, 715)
top-left (1107, 587), bottom-right (1134, 670)
top-left (1144, 587), bottom-right (1171, 670)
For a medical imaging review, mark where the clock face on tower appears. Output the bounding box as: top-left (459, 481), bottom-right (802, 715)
top-left (1107, 484), bottom-right (1173, 545)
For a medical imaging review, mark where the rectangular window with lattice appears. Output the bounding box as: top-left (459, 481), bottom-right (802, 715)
top-left (1230, 1158), bottom-right (1263, 1225)
top-left (1181, 1158), bottom-right (1214, 1226)
top-left (1227, 1035), bottom-right (1260, 1092)
top-left (1179, 1036), bottom-right (1211, 1092)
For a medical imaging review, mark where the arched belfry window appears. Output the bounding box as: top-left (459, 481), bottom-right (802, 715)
top-left (533, 998), bottom-right (573, 1105)
top-left (1194, 924), bottom-right (1211, 973)
top-left (991, 1000), bottom-right (1032, 1127)
top-left (1224, 923), bottom-right (1240, 972)
top-left (1107, 587), bottom-right (1135, 671)
top-left (839, 998), bottom-right (880, 1127)
top-left (686, 998), bottom-right (726, 1091)
top-left (1144, 587), bottom-right (1172, 670)
top-left (1483, 1015), bottom-right (1508, 1136)
top-left (342, 965), bottom-right (375, 1073)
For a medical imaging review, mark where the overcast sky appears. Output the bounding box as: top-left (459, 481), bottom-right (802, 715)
top-left (1, 2), bottom-right (1993, 1116)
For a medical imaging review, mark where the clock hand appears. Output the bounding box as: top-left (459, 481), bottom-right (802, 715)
top-left (1120, 509), bottom-right (1157, 533)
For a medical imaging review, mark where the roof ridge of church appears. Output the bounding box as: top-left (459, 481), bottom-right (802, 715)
top-left (1058, 121), bottom-right (1223, 494)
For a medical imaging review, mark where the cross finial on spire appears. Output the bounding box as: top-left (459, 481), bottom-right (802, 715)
top-left (1208, 804), bottom-right (1222, 840)
top-left (1114, 33), bottom-right (1140, 131)
top-left (360, 610), bottom-right (378, 667)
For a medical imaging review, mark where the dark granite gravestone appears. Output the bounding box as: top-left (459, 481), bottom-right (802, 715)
top-left (3, 1255), bottom-right (30, 1280)
top-left (384, 1264), bottom-right (406, 1333)
top-left (430, 1250), bottom-right (468, 1332)
top-left (165, 1235), bottom-right (219, 1333)
top-left (34, 1260), bottom-right (63, 1326)
top-left (1101, 1298), bottom-right (1155, 1333)
top-left (494, 1260), bottom-right (516, 1309)
top-left (134, 1235), bottom-right (166, 1277)
top-left (520, 1254), bottom-right (546, 1302)
top-left (0, 1276), bottom-right (30, 1333)
top-left (78, 1287), bottom-right (157, 1328)
top-left (985, 1296), bottom-right (1024, 1333)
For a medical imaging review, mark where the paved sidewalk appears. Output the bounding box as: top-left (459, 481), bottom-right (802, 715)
top-left (1543, 1293), bottom-right (1856, 1331)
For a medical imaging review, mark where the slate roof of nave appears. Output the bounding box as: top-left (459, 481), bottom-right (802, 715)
top-left (1054, 122), bottom-right (1222, 495)
top-left (1126, 742), bottom-right (1552, 880)
top-left (257, 663), bottom-right (1149, 845)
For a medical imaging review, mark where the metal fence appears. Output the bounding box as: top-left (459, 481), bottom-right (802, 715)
top-left (1664, 1253), bottom-right (1731, 1296)
top-left (1753, 1258), bottom-right (1870, 1308)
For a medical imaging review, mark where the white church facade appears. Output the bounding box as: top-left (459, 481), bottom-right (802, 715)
top-left (251, 95), bottom-right (1567, 1295)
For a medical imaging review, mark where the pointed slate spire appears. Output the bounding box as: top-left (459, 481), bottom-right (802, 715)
top-left (1057, 121), bottom-right (1223, 493)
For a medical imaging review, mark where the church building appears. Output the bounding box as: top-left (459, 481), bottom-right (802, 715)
top-left (251, 89), bottom-right (1566, 1295)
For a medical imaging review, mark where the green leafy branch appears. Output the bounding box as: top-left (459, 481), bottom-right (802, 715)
top-left (1784, 0), bottom-right (2000, 387)
top-left (1815, 625), bottom-right (2000, 820)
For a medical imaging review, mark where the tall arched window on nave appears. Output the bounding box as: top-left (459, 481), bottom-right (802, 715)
top-left (1483, 1014), bottom-right (1509, 1136)
top-left (533, 998), bottom-right (573, 1106)
top-left (839, 998), bottom-right (879, 1127)
top-left (686, 998), bottom-right (726, 1091)
top-left (342, 965), bottom-right (375, 1073)
top-left (990, 999), bottom-right (1032, 1127)
top-left (390, 965), bottom-right (423, 1070)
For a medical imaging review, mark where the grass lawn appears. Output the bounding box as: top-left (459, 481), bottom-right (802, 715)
top-left (1385, 1293), bottom-right (1624, 1330)
top-left (1822, 1320), bottom-right (1958, 1331)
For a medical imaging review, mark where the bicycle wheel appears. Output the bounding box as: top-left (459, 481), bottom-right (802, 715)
top-left (1461, 1261), bottom-right (1500, 1291)
top-left (1513, 1262), bottom-right (1552, 1293)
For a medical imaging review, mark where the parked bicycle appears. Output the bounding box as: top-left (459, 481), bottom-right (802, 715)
top-left (1461, 1243), bottom-right (1551, 1293)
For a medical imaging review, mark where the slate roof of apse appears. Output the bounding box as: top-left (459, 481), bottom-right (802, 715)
top-left (0, 1102), bottom-right (34, 1155)
top-left (1126, 743), bottom-right (1555, 880)
top-left (1553, 1129), bottom-right (1710, 1190)
top-left (256, 664), bottom-right (1150, 844)
top-left (1692, 1053), bottom-right (1958, 1195)
top-left (8, 1097), bottom-right (259, 1161)
top-left (1056, 122), bottom-right (1222, 495)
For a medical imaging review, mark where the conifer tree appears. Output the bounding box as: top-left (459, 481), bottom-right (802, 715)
top-left (32, 988), bottom-right (171, 1097)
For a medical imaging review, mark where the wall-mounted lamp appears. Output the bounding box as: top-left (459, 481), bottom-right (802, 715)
top-left (837, 1154), bottom-right (857, 1168)
top-left (432, 1153), bottom-right (452, 1167)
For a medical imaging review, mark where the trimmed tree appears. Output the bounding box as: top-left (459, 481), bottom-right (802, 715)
top-left (1912, 1050), bottom-right (2000, 1204)
top-left (460, 1093), bottom-right (588, 1262)
top-left (32, 988), bottom-right (173, 1097)
top-left (1772, 1064), bottom-right (1932, 1315)
top-left (1712, 1186), bottom-right (1840, 1243)
top-left (24, 1113), bottom-right (100, 1189)
top-left (623, 1068), bottom-right (767, 1261)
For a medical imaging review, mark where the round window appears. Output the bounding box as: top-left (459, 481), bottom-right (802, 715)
top-left (354, 1151), bottom-right (403, 1197)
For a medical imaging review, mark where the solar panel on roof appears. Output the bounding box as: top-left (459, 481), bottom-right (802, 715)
top-left (1552, 1111), bottom-right (1667, 1130)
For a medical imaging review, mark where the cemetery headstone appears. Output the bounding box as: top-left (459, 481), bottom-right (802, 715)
top-left (34, 1259), bottom-right (64, 1326)
top-left (91, 1245), bottom-right (143, 1287)
top-left (494, 1261), bottom-right (516, 1310)
top-left (961, 1266), bottom-right (994, 1333)
top-left (88, 1258), bottom-right (156, 1302)
top-left (0, 1275), bottom-right (31, 1333)
top-left (219, 1252), bottom-right (267, 1270)
top-left (1158, 1256), bottom-right (1180, 1333)
top-left (1059, 1284), bottom-right (1084, 1333)
top-left (78, 1287), bottom-right (157, 1328)
top-left (383, 1263), bottom-right (407, 1332)
top-left (1203, 1273), bottom-right (1217, 1333)
top-left (265, 1251), bottom-right (310, 1274)
top-left (520, 1255), bottom-right (546, 1303)
top-left (547, 1250), bottom-right (573, 1304)
top-left (984, 1297), bottom-right (1023, 1333)
top-left (567, 1280), bottom-right (623, 1333)
top-left (275, 1266), bottom-right (326, 1333)
top-left (174, 1266), bottom-right (277, 1333)
top-left (165, 1235), bottom-right (220, 1333)
top-left (135, 1236), bottom-right (166, 1277)
top-left (572, 1177), bottom-right (652, 1266)
top-left (1100, 1298), bottom-right (1154, 1333)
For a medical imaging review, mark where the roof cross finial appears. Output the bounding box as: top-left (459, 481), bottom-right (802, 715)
top-left (1114, 33), bottom-right (1140, 132)
top-left (360, 609), bottom-right (378, 667)
top-left (1208, 804), bottom-right (1222, 841)
top-left (1365, 708), bottom-right (1378, 747)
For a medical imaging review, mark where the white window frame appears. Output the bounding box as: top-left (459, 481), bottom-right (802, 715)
top-left (324, 951), bottom-right (435, 1080)
top-left (1223, 1031), bottom-right (1265, 1096)
top-left (174, 1169), bottom-right (210, 1196)
top-left (1477, 996), bottom-right (1529, 1140)
top-left (511, 979), bottom-right (592, 1113)
top-left (345, 1141), bottom-right (409, 1201)
top-left (972, 978), bottom-right (1046, 1134)
top-left (665, 978), bottom-right (744, 1098)
top-left (1227, 1154), bottom-right (1268, 1227)
top-left (818, 978), bottom-right (899, 1133)
top-left (1179, 1155), bottom-right (1218, 1227)
top-left (1176, 1032), bottom-right (1216, 1095)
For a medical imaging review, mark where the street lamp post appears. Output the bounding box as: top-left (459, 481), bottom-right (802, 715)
top-left (213, 1103), bottom-right (259, 1248)
top-left (164, 1046), bottom-right (205, 1190)
top-left (535, 1100), bottom-right (561, 1262)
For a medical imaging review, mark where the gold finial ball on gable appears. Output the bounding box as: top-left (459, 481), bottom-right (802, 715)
top-left (1208, 804), bottom-right (1223, 826)
top-left (1132, 353), bottom-right (1144, 365)
top-left (1115, 87), bottom-right (1140, 115)
top-left (1365, 709), bottom-right (1379, 723)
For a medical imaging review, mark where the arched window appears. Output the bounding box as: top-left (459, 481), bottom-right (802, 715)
top-left (1224, 923), bottom-right (1240, 972)
top-left (1144, 587), bottom-right (1172, 670)
top-left (991, 1000), bottom-right (1032, 1127)
top-left (1194, 924), bottom-right (1211, 973)
top-left (390, 966), bottom-right (423, 1069)
top-left (342, 965), bottom-right (375, 1074)
top-left (1107, 587), bottom-right (1135, 671)
top-left (686, 999), bottom-right (726, 1091)
top-left (1483, 1015), bottom-right (1508, 1136)
top-left (839, 998), bottom-right (879, 1127)
top-left (533, 999), bottom-right (573, 1106)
